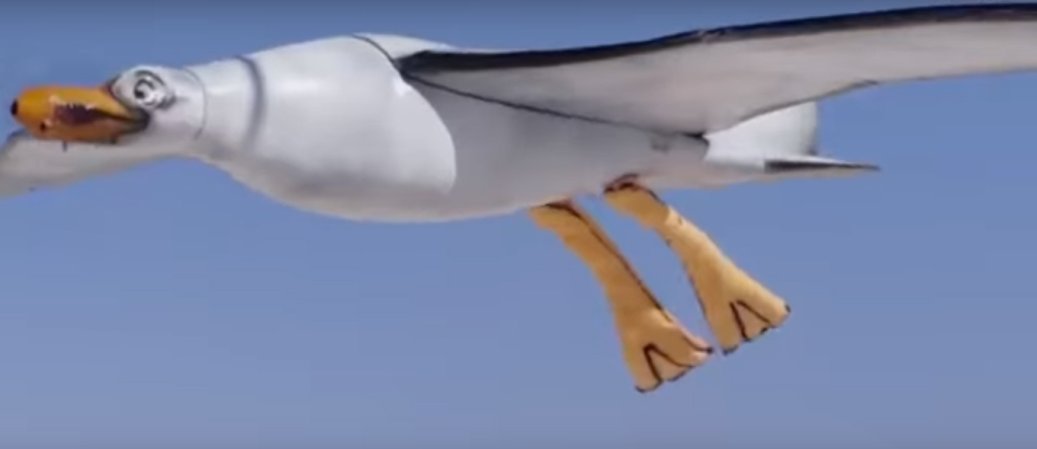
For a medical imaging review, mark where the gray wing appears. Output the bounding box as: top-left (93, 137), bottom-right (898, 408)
top-left (0, 131), bottom-right (163, 198)
top-left (398, 3), bottom-right (1037, 134)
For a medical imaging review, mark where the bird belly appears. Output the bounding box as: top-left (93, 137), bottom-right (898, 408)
top-left (189, 36), bottom-right (721, 223)
top-left (373, 87), bottom-right (720, 221)
top-left (204, 90), bottom-right (721, 223)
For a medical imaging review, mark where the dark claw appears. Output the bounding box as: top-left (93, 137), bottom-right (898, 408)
top-left (635, 384), bottom-right (659, 394)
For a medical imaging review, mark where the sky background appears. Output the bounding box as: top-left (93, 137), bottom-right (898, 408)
top-left (1, 0), bottom-right (1036, 448)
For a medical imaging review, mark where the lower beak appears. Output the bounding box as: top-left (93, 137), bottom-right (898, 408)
top-left (9, 85), bottom-right (148, 143)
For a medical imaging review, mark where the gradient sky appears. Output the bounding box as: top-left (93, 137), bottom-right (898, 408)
top-left (2, 1), bottom-right (1036, 448)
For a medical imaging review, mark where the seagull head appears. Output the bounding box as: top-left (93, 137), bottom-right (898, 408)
top-left (9, 65), bottom-right (205, 152)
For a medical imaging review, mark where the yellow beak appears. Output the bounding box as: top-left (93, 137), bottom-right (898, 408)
top-left (9, 85), bottom-right (148, 143)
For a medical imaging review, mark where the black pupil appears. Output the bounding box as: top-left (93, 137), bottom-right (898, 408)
top-left (134, 81), bottom-right (153, 99)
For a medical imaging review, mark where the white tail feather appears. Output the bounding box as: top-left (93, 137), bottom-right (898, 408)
top-left (702, 102), bottom-right (877, 181)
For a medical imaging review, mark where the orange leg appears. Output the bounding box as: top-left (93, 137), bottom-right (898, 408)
top-left (530, 201), bottom-right (713, 392)
top-left (604, 182), bottom-right (791, 355)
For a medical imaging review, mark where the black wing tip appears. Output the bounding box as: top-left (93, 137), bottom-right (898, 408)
top-left (400, 3), bottom-right (1037, 73)
top-left (764, 159), bottom-right (881, 174)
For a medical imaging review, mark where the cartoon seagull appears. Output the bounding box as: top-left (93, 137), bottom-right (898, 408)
top-left (6, 4), bottom-right (1037, 392)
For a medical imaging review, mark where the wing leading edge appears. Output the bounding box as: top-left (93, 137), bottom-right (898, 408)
top-left (398, 4), bottom-right (1037, 134)
top-left (0, 131), bottom-right (167, 198)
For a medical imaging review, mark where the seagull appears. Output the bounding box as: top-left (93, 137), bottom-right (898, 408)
top-left (6, 3), bottom-right (1037, 393)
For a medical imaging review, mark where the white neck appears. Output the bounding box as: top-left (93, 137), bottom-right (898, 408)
top-left (171, 36), bottom-right (460, 220)
top-left (184, 57), bottom-right (263, 162)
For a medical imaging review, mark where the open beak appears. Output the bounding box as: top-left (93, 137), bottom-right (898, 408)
top-left (9, 84), bottom-right (148, 144)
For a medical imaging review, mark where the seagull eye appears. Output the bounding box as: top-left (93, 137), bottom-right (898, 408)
top-left (127, 72), bottom-right (169, 108)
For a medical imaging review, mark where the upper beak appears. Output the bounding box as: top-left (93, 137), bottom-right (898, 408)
top-left (9, 84), bottom-right (148, 143)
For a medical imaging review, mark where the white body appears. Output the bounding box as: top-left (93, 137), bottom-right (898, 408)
top-left (10, 5), bottom-right (1037, 221)
top-left (181, 35), bottom-right (823, 222)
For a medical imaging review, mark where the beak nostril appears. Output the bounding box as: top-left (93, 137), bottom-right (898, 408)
top-left (9, 100), bottom-right (17, 117)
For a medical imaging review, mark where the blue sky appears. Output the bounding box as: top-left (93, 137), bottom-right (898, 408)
top-left (2, 1), bottom-right (1036, 447)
